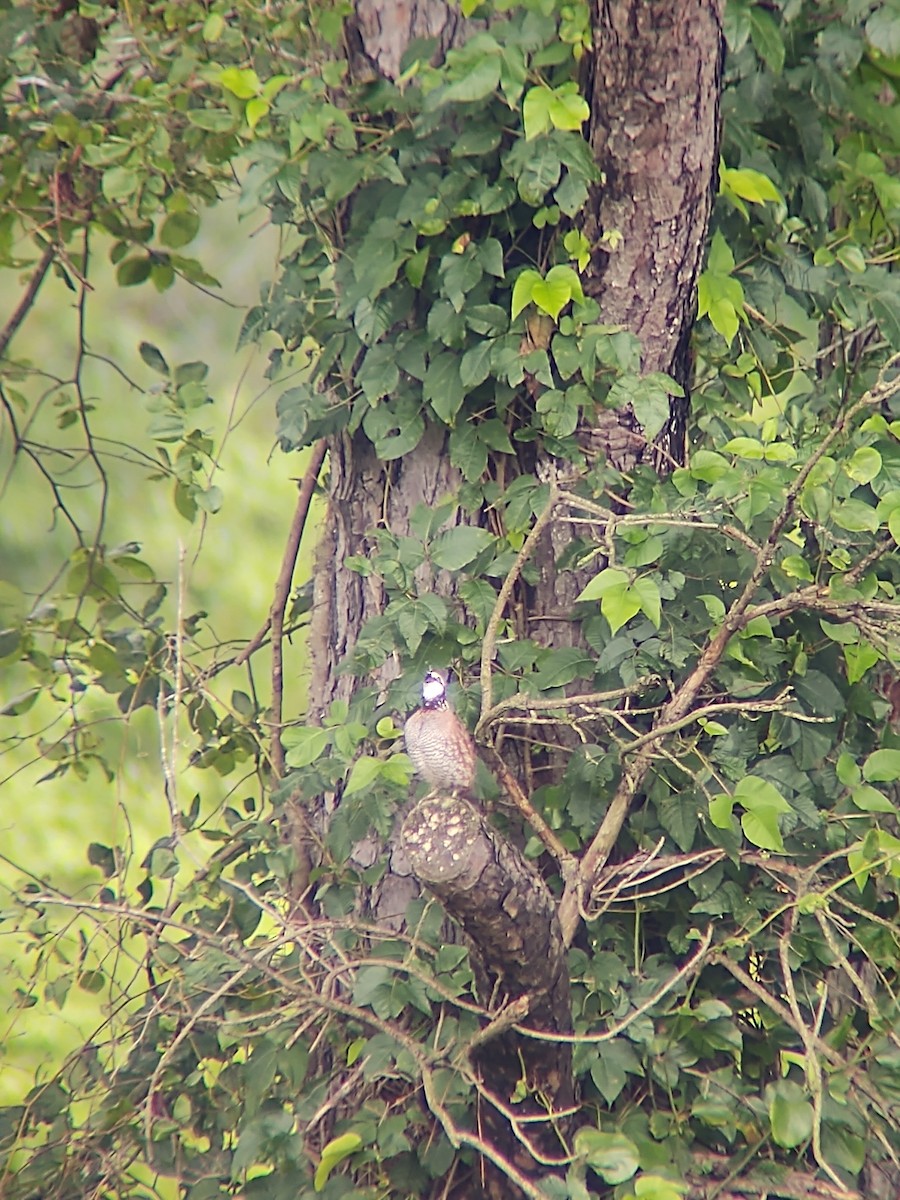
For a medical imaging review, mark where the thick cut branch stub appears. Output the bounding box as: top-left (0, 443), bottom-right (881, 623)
top-left (400, 795), bottom-right (568, 1016)
top-left (401, 793), bottom-right (573, 1165)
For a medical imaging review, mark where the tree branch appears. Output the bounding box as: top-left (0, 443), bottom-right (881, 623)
top-left (0, 242), bottom-right (55, 362)
top-left (557, 361), bottom-right (900, 945)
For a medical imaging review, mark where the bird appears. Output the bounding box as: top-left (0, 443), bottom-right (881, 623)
top-left (403, 668), bottom-right (478, 793)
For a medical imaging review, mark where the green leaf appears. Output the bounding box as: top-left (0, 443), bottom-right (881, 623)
top-left (836, 751), bottom-right (861, 787)
top-left (749, 7), bottom-right (786, 73)
top-left (548, 86), bottom-right (589, 131)
top-left (424, 352), bottom-right (465, 423)
top-left (511, 268), bottom-right (542, 319)
top-left (708, 793), bottom-right (735, 829)
top-left (460, 341), bottom-right (494, 389)
top-left (628, 1176), bottom-right (687, 1200)
top-left (283, 726), bottom-right (331, 768)
top-left (160, 210), bottom-right (200, 249)
top-left (523, 86), bottom-right (554, 140)
top-left (102, 166), bottom-right (138, 203)
top-left (531, 265), bottom-right (584, 321)
top-left (314, 1132), bottom-right (362, 1191)
top-left (344, 756), bottom-right (385, 796)
top-left (832, 498), bottom-right (878, 533)
top-left (576, 567), bottom-right (630, 604)
top-left (219, 66), bottom-right (260, 99)
top-left (139, 342), bottom-right (169, 375)
top-left (431, 526), bottom-right (495, 570)
top-left (864, 749), bottom-right (900, 783)
top-left (767, 1080), bottom-right (813, 1148)
top-left (846, 446), bottom-right (882, 484)
top-left (722, 436), bottom-right (764, 459)
top-left (851, 785), bottom-right (896, 814)
top-left (720, 165), bottom-right (782, 204)
top-left (440, 55), bottom-right (501, 105)
top-left (741, 808), bottom-right (785, 853)
top-left (574, 1129), bottom-right (639, 1184)
top-left (734, 776), bottom-right (791, 814)
top-left (0, 688), bottom-right (41, 717)
top-left (631, 575), bottom-right (661, 628)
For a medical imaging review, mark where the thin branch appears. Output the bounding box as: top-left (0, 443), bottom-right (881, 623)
top-left (478, 480), bottom-right (558, 725)
top-left (237, 439), bottom-right (326, 668)
top-left (0, 241), bottom-right (55, 361)
top-left (557, 359), bottom-right (900, 945)
top-left (421, 1066), bottom-right (550, 1200)
top-left (235, 440), bottom-right (327, 778)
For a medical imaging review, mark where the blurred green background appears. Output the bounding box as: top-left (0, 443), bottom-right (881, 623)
top-left (0, 200), bottom-right (316, 1103)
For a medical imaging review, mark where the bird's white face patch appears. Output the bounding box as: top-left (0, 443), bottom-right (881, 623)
top-left (422, 674), bottom-right (445, 703)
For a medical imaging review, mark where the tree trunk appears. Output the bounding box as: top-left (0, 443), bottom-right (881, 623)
top-left (583, 0), bottom-right (724, 470)
top-left (300, 1), bottom-right (724, 1191)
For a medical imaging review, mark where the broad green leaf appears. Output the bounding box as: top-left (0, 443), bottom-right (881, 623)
top-left (460, 341), bottom-right (493, 389)
top-left (547, 86), bottom-right (589, 131)
top-left (219, 67), bottom-right (260, 99)
top-left (523, 85), bottom-right (553, 140)
top-left (720, 165), bottom-right (782, 204)
top-left (843, 641), bottom-right (881, 684)
top-left (283, 726), bottom-right (331, 768)
top-left (781, 555), bottom-right (813, 581)
top-left (344, 756), bottom-right (384, 796)
top-left (749, 7), bottom-right (786, 73)
top-left (722, 436), bottom-right (764, 459)
top-left (314, 1132), bottom-right (363, 1191)
top-left (631, 575), bottom-right (661, 628)
top-left (851, 785), bottom-right (896, 814)
top-left (741, 808), bottom-right (785, 853)
top-left (139, 342), bottom-right (169, 375)
top-left (863, 749), bottom-right (900, 783)
top-left (846, 446), bottom-right (882, 484)
top-left (424, 352), bottom-right (465, 423)
top-left (708, 794), bottom-right (735, 829)
top-left (734, 776), bottom-right (791, 814)
top-left (836, 751), bottom-right (860, 787)
top-left (0, 688), bottom-right (41, 717)
top-left (431, 526), bottom-right (495, 570)
top-left (602, 583), bottom-right (642, 634)
top-left (511, 268), bottom-right (542, 319)
top-left (440, 55), bottom-right (501, 105)
top-left (832, 498), bottom-right (878, 533)
top-left (767, 1081), bottom-right (812, 1148)
top-left (576, 567), bottom-right (630, 604)
top-left (628, 1176), bottom-right (687, 1200)
top-left (820, 619), bottom-right (857, 645)
top-left (574, 1129), bottom-right (639, 1184)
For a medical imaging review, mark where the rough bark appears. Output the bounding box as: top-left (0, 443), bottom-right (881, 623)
top-left (582, 0), bottom-right (724, 469)
top-left (401, 794), bottom-right (572, 1108)
top-left (299, 1), bottom-right (724, 1189)
top-left (524, 0), bottom-right (724, 756)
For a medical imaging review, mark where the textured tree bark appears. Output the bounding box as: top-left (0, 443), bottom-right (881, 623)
top-left (524, 0), bottom-right (724, 751)
top-left (583, 0), bottom-right (724, 468)
top-left (299, 2), bottom-right (724, 1190)
top-left (401, 794), bottom-right (573, 1165)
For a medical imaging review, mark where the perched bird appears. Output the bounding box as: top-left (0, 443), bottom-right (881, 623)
top-left (404, 668), bottom-right (477, 793)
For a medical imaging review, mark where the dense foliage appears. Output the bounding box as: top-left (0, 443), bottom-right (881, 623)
top-left (2, 1), bottom-right (900, 1198)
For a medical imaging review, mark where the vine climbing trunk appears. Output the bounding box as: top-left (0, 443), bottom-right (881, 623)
top-left (298, 2), bottom-right (725, 1192)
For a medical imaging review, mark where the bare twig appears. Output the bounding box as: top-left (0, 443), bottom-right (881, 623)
top-left (478, 481), bottom-right (558, 724)
top-left (236, 440), bottom-right (327, 777)
top-left (0, 242), bottom-right (55, 361)
top-left (237, 439), bottom-right (327, 669)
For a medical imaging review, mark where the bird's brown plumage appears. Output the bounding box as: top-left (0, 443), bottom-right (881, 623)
top-left (404, 669), bottom-right (477, 792)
